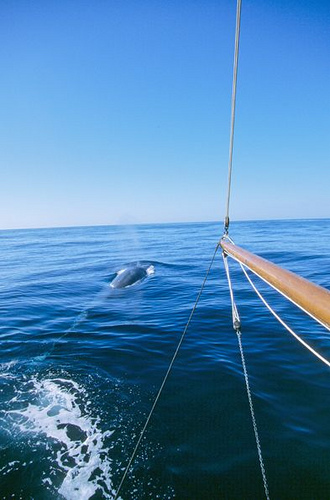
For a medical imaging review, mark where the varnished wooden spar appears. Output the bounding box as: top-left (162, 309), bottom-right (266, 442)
top-left (220, 239), bottom-right (330, 330)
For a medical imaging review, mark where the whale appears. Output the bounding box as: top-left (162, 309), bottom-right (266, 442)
top-left (110, 264), bottom-right (154, 289)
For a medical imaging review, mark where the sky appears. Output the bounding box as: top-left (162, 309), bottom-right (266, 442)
top-left (0, 0), bottom-right (329, 229)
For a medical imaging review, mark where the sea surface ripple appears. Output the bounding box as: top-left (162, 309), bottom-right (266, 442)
top-left (0, 219), bottom-right (330, 499)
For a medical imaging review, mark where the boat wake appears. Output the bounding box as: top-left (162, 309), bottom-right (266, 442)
top-left (1, 366), bottom-right (118, 499)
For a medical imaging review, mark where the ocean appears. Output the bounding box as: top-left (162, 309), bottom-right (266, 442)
top-left (0, 219), bottom-right (330, 500)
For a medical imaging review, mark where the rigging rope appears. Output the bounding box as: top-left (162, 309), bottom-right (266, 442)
top-left (114, 243), bottom-right (220, 500)
top-left (238, 262), bottom-right (330, 368)
top-left (224, 0), bottom-right (242, 233)
top-left (221, 2), bottom-right (271, 497)
top-left (222, 252), bottom-right (271, 500)
top-left (236, 330), bottom-right (270, 500)
top-left (222, 237), bottom-right (330, 332)
top-left (222, 235), bottom-right (330, 367)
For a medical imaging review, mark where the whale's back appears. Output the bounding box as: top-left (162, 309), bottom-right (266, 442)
top-left (110, 265), bottom-right (154, 289)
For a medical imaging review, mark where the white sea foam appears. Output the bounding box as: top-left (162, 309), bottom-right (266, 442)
top-left (0, 361), bottom-right (18, 379)
top-left (7, 376), bottom-right (117, 499)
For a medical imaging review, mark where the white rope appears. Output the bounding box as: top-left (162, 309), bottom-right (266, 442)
top-left (222, 254), bottom-right (241, 330)
top-left (114, 243), bottom-right (220, 500)
top-left (224, 0), bottom-right (242, 232)
top-left (239, 262), bottom-right (330, 368)
top-left (221, 234), bottom-right (330, 333)
top-left (238, 261), bottom-right (330, 332)
top-left (222, 253), bottom-right (270, 500)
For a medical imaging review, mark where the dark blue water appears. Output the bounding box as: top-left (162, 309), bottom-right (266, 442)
top-left (0, 220), bottom-right (330, 499)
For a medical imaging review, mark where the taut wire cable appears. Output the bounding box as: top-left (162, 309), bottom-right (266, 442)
top-left (222, 241), bottom-right (330, 332)
top-left (222, 252), bottom-right (271, 500)
top-left (238, 262), bottom-right (330, 368)
top-left (222, 234), bottom-right (330, 367)
top-left (221, 2), bottom-right (271, 496)
top-left (224, 0), bottom-right (242, 233)
top-left (114, 243), bottom-right (220, 500)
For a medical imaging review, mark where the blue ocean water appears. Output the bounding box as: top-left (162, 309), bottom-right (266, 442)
top-left (0, 219), bottom-right (330, 499)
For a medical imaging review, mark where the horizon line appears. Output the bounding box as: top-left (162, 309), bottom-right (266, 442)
top-left (1, 216), bottom-right (329, 232)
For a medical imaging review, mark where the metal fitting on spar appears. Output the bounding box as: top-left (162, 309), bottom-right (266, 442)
top-left (224, 216), bottom-right (230, 234)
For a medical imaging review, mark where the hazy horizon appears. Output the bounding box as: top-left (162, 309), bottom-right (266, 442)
top-left (2, 216), bottom-right (330, 233)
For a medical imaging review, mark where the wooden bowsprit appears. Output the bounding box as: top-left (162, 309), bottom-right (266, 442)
top-left (220, 238), bottom-right (330, 331)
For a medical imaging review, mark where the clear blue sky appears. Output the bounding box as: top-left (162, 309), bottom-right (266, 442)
top-left (1, 0), bottom-right (329, 229)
